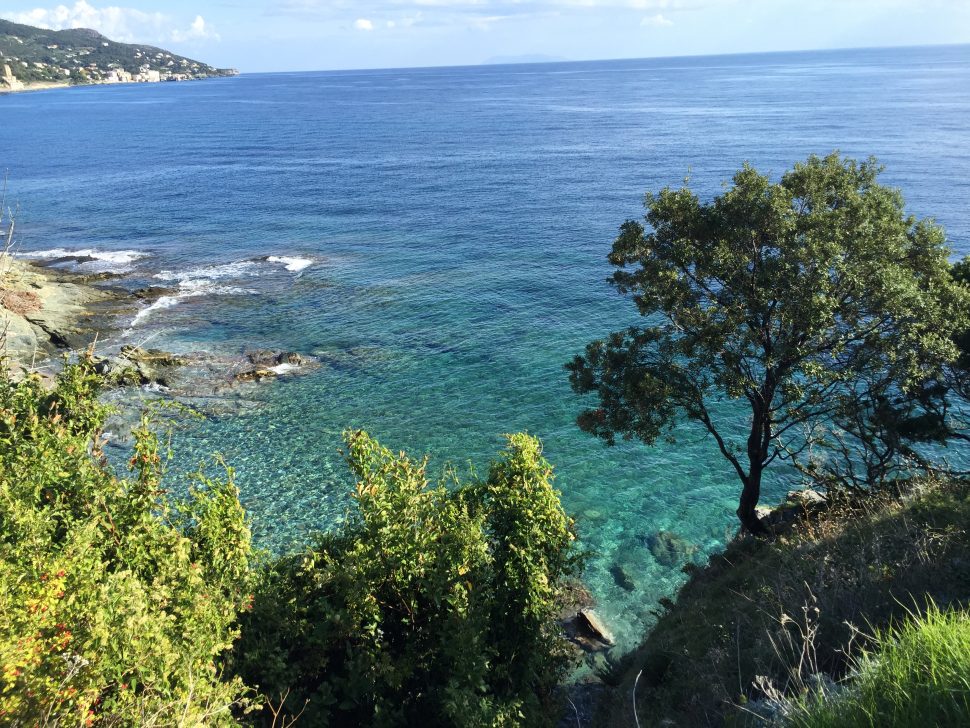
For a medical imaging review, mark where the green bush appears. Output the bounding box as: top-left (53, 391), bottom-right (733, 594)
top-left (0, 359), bottom-right (253, 725)
top-left (232, 430), bottom-right (580, 727)
top-left (791, 602), bottom-right (970, 728)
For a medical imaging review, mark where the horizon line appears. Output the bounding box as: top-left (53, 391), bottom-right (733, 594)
top-left (234, 40), bottom-right (970, 76)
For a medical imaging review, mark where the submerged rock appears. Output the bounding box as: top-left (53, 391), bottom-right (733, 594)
top-left (643, 530), bottom-right (697, 568)
top-left (609, 564), bottom-right (636, 592)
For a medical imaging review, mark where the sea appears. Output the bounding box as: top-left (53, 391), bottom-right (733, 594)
top-left (3, 44), bottom-right (969, 653)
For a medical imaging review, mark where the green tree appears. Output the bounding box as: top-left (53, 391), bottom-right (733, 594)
top-left (567, 154), bottom-right (968, 533)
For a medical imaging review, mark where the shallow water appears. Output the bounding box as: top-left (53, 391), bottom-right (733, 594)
top-left (4, 45), bottom-right (970, 651)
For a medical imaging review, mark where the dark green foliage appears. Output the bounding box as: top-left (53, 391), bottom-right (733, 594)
top-left (233, 431), bottom-right (580, 727)
top-left (568, 153), bottom-right (969, 531)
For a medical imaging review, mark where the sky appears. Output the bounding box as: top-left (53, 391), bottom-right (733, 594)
top-left (2, 0), bottom-right (969, 72)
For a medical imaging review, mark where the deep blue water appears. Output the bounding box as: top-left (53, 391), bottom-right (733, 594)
top-left (3, 44), bottom-right (970, 651)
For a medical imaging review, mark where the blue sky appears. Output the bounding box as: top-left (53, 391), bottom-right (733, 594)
top-left (3, 0), bottom-right (969, 72)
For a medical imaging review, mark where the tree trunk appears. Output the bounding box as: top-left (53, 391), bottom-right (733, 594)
top-left (737, 474), bottom-right (767, 535)
top-left (740, 397), bottom-right (771, 536)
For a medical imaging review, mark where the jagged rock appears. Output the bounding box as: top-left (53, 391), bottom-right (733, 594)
top-left (92, 355), bottom-right (141, 385)
top-left (245, 349), bottom-right (307, 367)
top-left (753, 491), bottom-right (829, 536)
top-left (120, 345), bottom-right (185, 366)
top-left (644, 530), bottom-right (697, 567)
top-left (786, 489), bottom-right (827, 507)
top-left (561, 600), bottom-right (616, 653)
top-left (577, 609), bottom-right (615, 647)
top-left (235, 368), bottom-right (277, 382)
top-left (117, 346), bottom-right (187, 387)
top-left (246, 349), bottom-right (280, 367)
top-left (609, 564), bottom-right (636, 592)
top-left (132, 286), bottom-right (178, 300)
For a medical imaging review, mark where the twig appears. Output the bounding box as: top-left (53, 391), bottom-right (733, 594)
top-left (632, 668), bottom-right (643, 728)
top-left (566, 695), bottom-right (581, 728)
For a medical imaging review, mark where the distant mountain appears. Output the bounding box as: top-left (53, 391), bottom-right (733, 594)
top-left (0, 18), bottom-right (236, 89)
top-left (481, 54), bottom-right (570, 66)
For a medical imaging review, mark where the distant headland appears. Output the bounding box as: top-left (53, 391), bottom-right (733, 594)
top-left (0, 18), bottom-right (237, 93)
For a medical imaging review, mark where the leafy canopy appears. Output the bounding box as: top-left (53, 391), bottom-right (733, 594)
top-left (568, 153), bottom-right (969, 529)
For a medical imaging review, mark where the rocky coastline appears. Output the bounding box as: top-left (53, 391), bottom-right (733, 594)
top-left (0, 252), bottom-right (318, 391)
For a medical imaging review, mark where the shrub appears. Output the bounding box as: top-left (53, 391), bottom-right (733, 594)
top-left (233, 430), bottom-right (580, 727)
top-left (0, 358), bottom-right (253, 725)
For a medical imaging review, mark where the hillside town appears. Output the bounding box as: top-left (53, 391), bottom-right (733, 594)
top-left (0, 18), bottom-right (237, 91)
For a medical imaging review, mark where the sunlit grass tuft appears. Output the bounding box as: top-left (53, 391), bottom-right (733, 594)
top-left (792, 602), bottom-right (970, 728)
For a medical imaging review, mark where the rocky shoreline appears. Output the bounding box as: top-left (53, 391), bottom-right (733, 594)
top-left (0, 253), bottom-right (126, 372)
top-left (0, 253), bottom-right (319, 391)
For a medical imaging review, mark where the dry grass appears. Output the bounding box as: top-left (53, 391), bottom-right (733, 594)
top-left (0, 287), bottom-right (42, 315)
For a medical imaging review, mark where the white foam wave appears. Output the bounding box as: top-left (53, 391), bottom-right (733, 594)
top-left (267, 255), bottom-right (313, 272)
top-left (19, 247), bottom-right (150, 272)
top-left (130, 261), bottom-right (261, 326)
top-left (153, 260), bottom-right (262, 283)
top-left (268, 362), bottom-right (299, 375)
top-left (129, 254), bottom-right (311, 327)
top-left (130, 295), bottom-right (179, 327)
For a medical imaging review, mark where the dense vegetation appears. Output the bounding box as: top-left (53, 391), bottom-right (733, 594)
top-left (233, 431), bottom-right (579, 726)
top-left (791, 602), bottom-right (970, 728)
top-left (0, 18), bottom-right (236, 85)
top-left (0, 359), bottom-right (579, 726)
top-left (0, 362), bottom-right (252, 725)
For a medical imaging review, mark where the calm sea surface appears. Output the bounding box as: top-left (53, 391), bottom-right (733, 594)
top-left (3, 45), bottom-right (970, 651)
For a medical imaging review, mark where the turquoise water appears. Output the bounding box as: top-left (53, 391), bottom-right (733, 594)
top-left (3, 45), bottom-right (970, 651)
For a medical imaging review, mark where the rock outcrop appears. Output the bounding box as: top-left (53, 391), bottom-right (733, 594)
top-left (1, 254), bottom-right (126, 368)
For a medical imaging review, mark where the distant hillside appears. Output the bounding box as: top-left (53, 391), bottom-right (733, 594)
top-left (0, 18), bottom-right (236, 87)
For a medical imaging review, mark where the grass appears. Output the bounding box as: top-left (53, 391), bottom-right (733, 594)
top-left (791, 602), bottom-right (970, 728)
top-left (595, 477), bottom-right (970, 727)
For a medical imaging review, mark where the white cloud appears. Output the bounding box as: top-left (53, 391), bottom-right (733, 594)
top-left (641, 12), bottom-right (673, 26)
top-left (3, 1), bottom-right (217, 44)
top-left (354, 17), bottom-right (375, 30)
top-left (170, 15), bottom-right (218, 42)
